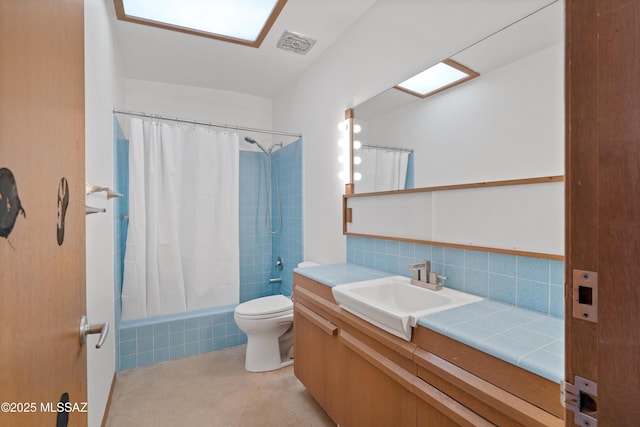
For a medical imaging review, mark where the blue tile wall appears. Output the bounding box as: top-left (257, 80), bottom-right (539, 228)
top-left (271, 139), bottom-right (304, 296)
top-left (347, 236), bottom-right (564, 318)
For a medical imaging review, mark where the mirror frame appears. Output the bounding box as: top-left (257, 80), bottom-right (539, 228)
top-left (342, 175), bottom-right (565, 261)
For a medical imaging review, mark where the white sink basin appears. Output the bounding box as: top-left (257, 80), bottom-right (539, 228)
top-left (332, 275), bottom-right (483, 341)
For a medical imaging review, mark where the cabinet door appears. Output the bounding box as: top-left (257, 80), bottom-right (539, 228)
top-left (416, 401), bottom-right (462, 427)
top-left (414, 378), bottom-right (494, 427)
top-left (341, 330), bottom-right (416, 427)
top-left (294, 302), bottom-right (345, 424)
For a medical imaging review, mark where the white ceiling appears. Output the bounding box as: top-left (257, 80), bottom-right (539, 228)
top-left (112, 0), bottom-right (377, 99)
top-left (111, 0), bottom-right (561, 102)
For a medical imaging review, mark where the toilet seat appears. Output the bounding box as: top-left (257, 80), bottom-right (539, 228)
top-left (234, 295), bottom-right (293, 320)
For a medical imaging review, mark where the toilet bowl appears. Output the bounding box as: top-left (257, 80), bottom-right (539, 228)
top-left (234, 295), bottom-right (294, 372)
top-left (234, 261), bottom-right (321, 372)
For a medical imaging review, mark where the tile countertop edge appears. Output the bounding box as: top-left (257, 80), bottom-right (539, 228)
top-left (294, 263), bottom-right (564, 384)
top-left (293, 263), bottom-right (393, 287)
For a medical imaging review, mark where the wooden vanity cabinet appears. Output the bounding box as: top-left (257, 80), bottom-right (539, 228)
top-left (293, 273), bottom-right (564, 427)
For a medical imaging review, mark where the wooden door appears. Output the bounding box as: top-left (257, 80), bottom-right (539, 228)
top-left (566, 0), bottom-right (640, 425)
top-left (0, 1), bottom-right (87, 426)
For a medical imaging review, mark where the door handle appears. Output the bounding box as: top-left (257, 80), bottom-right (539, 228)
top-left (80, 315), bottom-right (109, 349)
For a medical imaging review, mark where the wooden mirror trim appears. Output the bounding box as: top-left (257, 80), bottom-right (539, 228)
top-left (342, 175), bottom-right (564, 261)
top-left (345, 175), bottom-right (564, 199)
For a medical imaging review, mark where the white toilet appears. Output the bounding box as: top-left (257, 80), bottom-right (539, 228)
top-left (234, 294), bottom-right (293, 372)
top-left (234, 261), bottom-right (320, 372)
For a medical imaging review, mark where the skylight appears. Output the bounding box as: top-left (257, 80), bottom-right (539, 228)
top-left (114, 0), bottom-right (287, 47)
top-left (395, 59), bottom-right (479, 99)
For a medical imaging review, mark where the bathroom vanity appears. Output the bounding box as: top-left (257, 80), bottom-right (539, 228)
top-left (293, 268), bottom-right (564, 427)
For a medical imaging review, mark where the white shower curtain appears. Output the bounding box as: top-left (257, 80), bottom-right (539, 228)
top-left (357, 148), bottom-right (409, 193)
top-left (121, 118), bottom-right (240, 321)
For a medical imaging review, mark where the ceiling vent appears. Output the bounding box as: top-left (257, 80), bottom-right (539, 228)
top-left (277, 31), bottom-right (317, 55)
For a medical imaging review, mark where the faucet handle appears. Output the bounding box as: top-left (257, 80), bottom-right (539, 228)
top-left (433, 274), bottom-right (447, 287)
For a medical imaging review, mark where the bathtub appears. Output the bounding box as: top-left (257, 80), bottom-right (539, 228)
top-left (118, 304), bottom-right (247, 371)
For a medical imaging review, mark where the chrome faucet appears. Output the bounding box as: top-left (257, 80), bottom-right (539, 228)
top-left (408, 260), bottom-right (446, 291)
top-left (408, 261), bottom-right (430, 284)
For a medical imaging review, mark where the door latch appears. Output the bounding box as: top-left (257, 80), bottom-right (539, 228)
top-left (572, 269), bottom-right (598, 322)
top-left (562, 375), bottom-right (597, 427)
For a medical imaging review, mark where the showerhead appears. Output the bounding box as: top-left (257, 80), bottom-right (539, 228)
top-left (244, 136), bottom-right (269, 155)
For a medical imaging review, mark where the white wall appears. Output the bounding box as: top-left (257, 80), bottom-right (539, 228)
top-left (122, 79), bottom-right (277, 147)
top-left (347, 193), bottom-right (433, 240)
top-left (85, 1), bottom-right (124, 425)
top-left (123, 79), bottom-right (272, 127)
top-left (272, 0), bottom-right (558, 264)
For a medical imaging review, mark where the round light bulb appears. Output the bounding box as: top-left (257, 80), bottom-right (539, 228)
top-left (354, 156), bottom-right (361, 165)
top-left (354, 172), bottom-right (362, 181)
top-left (353, 140), bottom-right (362, 149)
top-left (338, 171), bottom-right (347, 181)
top-left (338, 155), bottom-right (346, 164)
top-left (338, 138), bottom-right (347, 148)
top-left (338, 120), bottom-right (349, 131)
top-left (353, 124), bottom-right (362, 134)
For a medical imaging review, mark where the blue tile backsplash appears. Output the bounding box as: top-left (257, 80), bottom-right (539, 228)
top-left (347, 235), bottom-right (564, 318)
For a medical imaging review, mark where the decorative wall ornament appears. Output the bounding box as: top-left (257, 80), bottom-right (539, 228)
top-left (57, 177), bottom-right (69, 245)
top-left (0, 167), bottom-right (26, 239)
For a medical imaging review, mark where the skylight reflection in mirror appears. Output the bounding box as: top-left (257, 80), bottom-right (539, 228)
top-left (395, 59), bottom-right (479, 99)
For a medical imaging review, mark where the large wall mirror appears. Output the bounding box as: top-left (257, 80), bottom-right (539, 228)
top-left (345, 1), bottom-right (565, 257)
top-left (351, 1), bottom-right (563, 193)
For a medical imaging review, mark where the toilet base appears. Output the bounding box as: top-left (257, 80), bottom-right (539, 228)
top-left (244, 324), bottom-right (294, 373)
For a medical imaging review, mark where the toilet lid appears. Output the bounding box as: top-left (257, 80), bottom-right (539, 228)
top-left (235, 295), bottom-right (293, 317)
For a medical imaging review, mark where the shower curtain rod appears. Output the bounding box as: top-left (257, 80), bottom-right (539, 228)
top-left (361, 143), bottom-right (414, 153)
top-left (113, 109), bottom-right (302, 139)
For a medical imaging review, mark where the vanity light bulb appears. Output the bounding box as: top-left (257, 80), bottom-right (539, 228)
top-left (338, 155), bottom-right (346, 164)
top-left (353, 124), bottom-right (362, 134)
top-left (338, 171), bottom-right (347, 181)
top-left (354, 172), bottom-right (362, 181)
top-left (353, 140), bottom-right (362, 149)
top-left (338, 138), bottom-right (347, 148)
top-left (353, 156), bottom-right (361, 165)
top-left (338, 120), bottom-right (349, 131)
